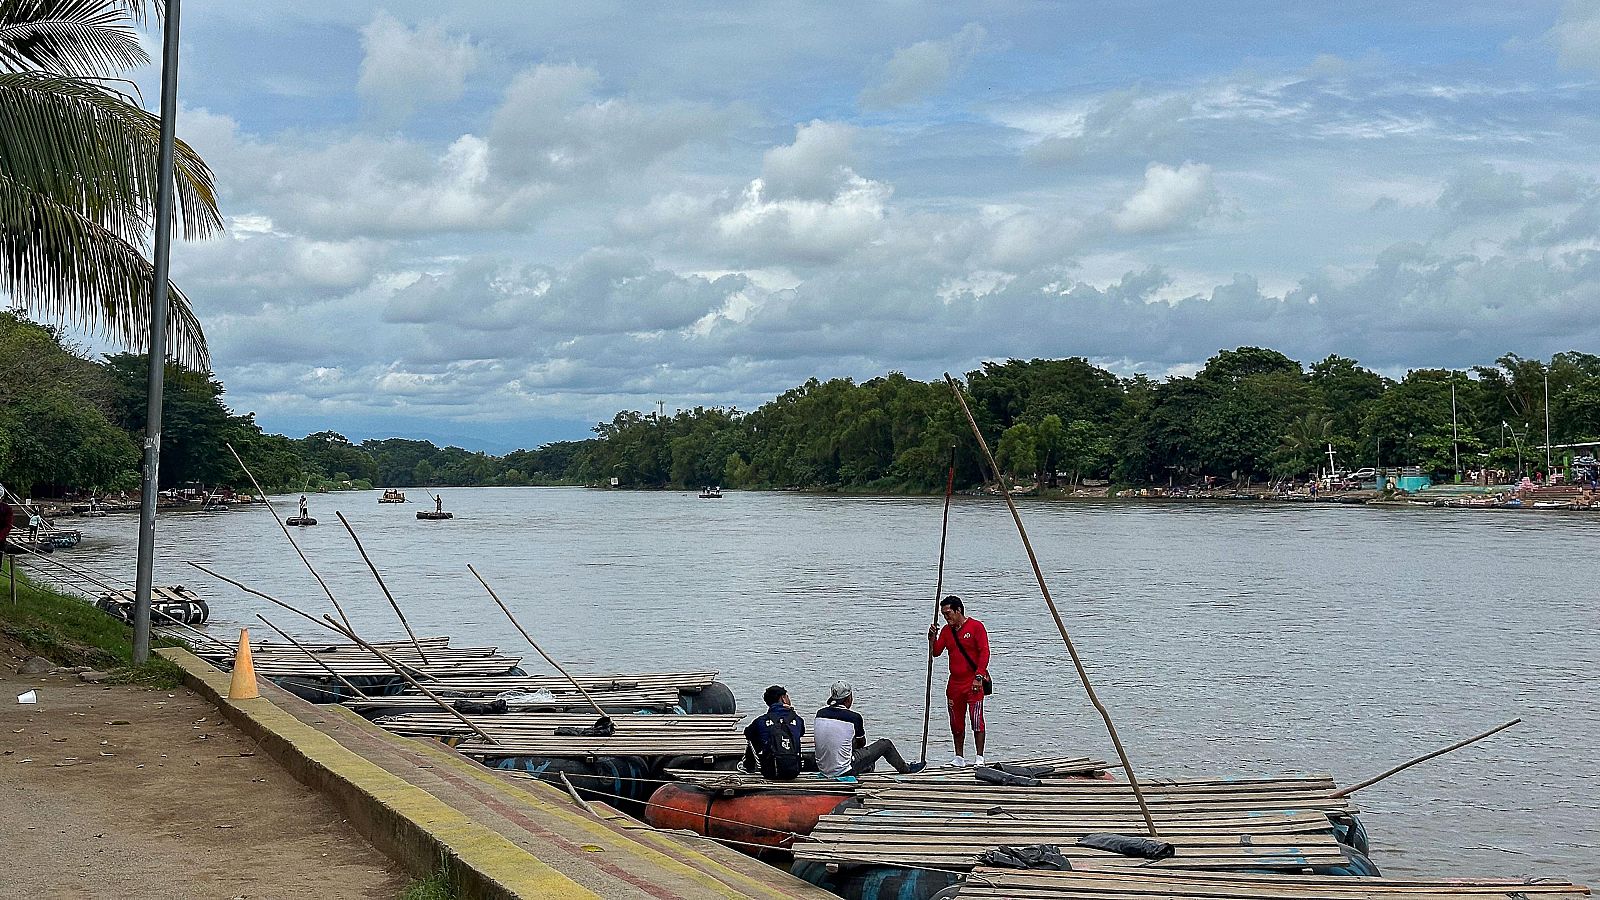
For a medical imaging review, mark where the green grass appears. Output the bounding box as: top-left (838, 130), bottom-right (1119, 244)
top-left (398, 869), bottom-right (458, 900)
top-left (0, 556), bottom-right (184, 688)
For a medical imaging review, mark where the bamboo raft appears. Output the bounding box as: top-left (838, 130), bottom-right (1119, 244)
top-left (345, 687), bottom-right (684, 712)
top-left (416, 671), bottom-right (722, 695)
top-left (193, 640), bottom-right (524, 678)
top-left (664, 755), bottom-right (1112, 792)
top-left (375, 711), bottom-right (743, 739)
top-left (452, 714), bottom-right (815, 759)
top-left (952, 868), bottom-right (1592, 898)
top-left (793, 776), bottom-right (1361, 872)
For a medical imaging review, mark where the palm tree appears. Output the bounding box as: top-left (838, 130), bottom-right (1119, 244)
top-left (1, 0), bottom-right (221, 369)
top-left (1275, 409), bottom-right (1332, 478)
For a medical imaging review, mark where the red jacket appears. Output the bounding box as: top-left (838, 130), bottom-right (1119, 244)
top-left (932, 617), bottom-right (989, 691)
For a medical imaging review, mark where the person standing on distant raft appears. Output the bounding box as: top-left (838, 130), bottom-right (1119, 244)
top-left (929, 595), bottom-right (990, 767)
top-left (814, 681), bottom-right (925, 778)
top-left (298, 495), bottom-right (308, 519)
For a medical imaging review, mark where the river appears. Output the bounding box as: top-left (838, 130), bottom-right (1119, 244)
top-left (41, 487), bottom-right (1600, 884)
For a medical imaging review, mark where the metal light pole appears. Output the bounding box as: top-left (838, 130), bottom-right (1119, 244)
top-left (132, 0), bottom-right (184, 665)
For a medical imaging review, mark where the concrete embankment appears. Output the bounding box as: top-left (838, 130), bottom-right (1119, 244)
top-left (162, 646), bottom-right (834, 900)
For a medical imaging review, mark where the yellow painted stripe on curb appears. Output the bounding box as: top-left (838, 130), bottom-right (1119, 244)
top-left (162, 649), bottom-right (602, 900)
top-left (361, 708), bottom-right (831, 899)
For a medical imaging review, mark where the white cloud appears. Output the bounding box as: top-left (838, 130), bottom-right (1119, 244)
top-left (759, 121), bottom-right (859, 200)
top-left (859, 24), bottom-right (987, 109)
top-left (357, 14), bottom-right (479, 124)
top-left (1549, 1), bottom-right (1600, 71)
top-left (1436, 164), bottom-right (1594, 218)
top-left (1111, 162), bottom-right (1218, 234)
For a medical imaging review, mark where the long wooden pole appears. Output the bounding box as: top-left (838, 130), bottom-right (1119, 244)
top-left (335, 511), bottom-right (429, 664)
top-left (321, 614), bottom-right (498, 744)
top-left (1331, 718), bottom-right (1521, 798)
top-left (256, 614), bottom-right (370, 700)
top-left (187, 560), bottom-right (439, 681)
top-left (919, 444), bottom-right (958, 764)
top-left (467, 563), bottom-right (610, 721)
top-left (224, 442), bottom-right (355, 632)
top-left (944, 373), bottom-right (1158, 837)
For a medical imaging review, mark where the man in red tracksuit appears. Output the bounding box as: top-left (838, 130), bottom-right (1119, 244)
top-left (928, 594), bottom-right (989, 767)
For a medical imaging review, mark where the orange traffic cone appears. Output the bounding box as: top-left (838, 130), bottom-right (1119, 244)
top-left (227, 627), bottom-right (260, 700)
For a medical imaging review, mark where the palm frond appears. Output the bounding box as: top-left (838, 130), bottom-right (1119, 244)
top-left (0, 0), bottom-right (147, 76)
top-left (0, 71), bottom-right (222, 241)
top-left (0, 172), bottom-right (209, 369)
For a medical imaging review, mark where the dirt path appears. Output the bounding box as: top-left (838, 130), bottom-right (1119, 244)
top-left (0, 640), bottom-right (409, 900)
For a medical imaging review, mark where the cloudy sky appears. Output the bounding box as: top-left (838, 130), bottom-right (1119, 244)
top-left (110, 2), bottom-right (1600, 450)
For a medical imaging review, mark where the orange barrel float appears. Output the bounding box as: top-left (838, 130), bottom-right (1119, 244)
top-left (645, 782), bottom-right (853, 857)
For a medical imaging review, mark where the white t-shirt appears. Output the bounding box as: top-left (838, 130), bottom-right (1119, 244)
top-left (813, 705), bottom-right (865, 777)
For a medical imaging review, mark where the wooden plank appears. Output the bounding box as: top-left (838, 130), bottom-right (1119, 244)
top-left (952, 868), bottom-right (1592, 898)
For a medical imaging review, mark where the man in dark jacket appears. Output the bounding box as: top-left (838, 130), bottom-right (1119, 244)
top-left (740, 684), bottom-right (805, 780)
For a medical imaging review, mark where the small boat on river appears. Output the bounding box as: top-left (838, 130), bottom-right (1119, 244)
top-left (698, 486), bottom-right (723, 498)
top-left (379, 489), bottom-right (406, 503)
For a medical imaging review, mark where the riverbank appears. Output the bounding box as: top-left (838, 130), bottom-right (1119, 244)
top-left (0, 574), bottom-right (409, 899)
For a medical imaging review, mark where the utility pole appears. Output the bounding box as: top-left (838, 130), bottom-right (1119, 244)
top-left (132, 0), bottom-right (184, 665)
top-left (1545, 372), bottom-right (1553, 474)
top-left (1450, 376), bottom-right (1460, 483)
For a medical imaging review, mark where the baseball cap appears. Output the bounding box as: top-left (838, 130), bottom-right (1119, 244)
top-left (828, 681), bottom-right (853, 703)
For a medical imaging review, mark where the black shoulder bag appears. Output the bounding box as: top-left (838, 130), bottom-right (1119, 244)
top-left (951, 629), bottom-right (994, 696)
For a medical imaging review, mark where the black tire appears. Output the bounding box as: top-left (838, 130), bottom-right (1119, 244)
top-left (679, 680), bottom-right (736, 715)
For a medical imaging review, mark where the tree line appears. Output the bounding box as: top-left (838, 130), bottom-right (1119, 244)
top-left (575, 347), bottom-right (1600, 492)
top-left (6, 312), bottom-right (1599, 498)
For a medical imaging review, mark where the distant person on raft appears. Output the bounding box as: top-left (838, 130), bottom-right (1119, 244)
top-left (740, 684), bottom-right (804, 780)
top-left (929, 595), bottom-right (990, 767)
top-left (814, 681), bottom-right (925, 778)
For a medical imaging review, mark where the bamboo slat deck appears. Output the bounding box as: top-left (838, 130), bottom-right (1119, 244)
top-left (344, 687), bottom-right (685, 712)
top-left (376, 711), bottom-right (743, 738)
top-left (453, 716), bottom-right (815, 759)
top-left (792, 776), bottom-right (1361, 873)
top-left (953, 868), bottom-right (1592, 898)
top-left (194, 636), bottom-right (454, 658)
top-left (417, 671), bottom-right (722, 694)
top-left (859, 777), bottom-right (1356, 816)
top-left (195, 637), bottom-right (526, 678)
top-left (246, 657), bottom-right (525, 678)
top-left (664, 756), bottom-right (1113, 792)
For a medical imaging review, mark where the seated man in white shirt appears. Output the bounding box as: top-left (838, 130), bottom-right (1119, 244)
top-left (812, 681), bottom-right (924, 778)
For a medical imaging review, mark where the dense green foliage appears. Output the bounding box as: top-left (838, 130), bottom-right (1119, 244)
top-left (568, 349), bottom-right (1600, 491)
top-left (6, 311), bottom-right (1600, 497)
top-left (0, 0), bottom-right (221, 368)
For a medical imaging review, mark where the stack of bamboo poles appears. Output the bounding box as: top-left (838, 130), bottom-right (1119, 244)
top-left (793, 776), bottom-right (1358, 872)
top-left (664, 755), bottom-right (1111, 792)
top-left (953, 868), bottom-right (1592, 899)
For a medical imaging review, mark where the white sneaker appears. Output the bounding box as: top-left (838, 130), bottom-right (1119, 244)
top-left (946, 755), bottom-right (966, 767)
top-left (973, 755), bottom-right (986, 767)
